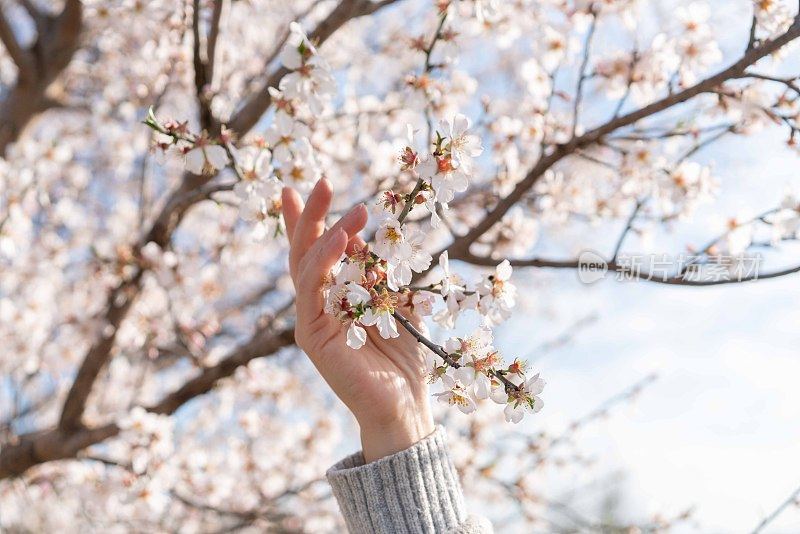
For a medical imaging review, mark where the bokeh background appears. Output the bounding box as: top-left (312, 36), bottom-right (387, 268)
top-left (1, 0), bottom-right (799, 532)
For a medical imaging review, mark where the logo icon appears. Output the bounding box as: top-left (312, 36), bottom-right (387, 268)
top-left (577, 250), bottom-right (608, 284)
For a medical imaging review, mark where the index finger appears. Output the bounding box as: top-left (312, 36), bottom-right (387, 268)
top-left (281, 187), bottom-right (304, 243)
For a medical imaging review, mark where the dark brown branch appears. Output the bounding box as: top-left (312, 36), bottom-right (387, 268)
top-left (2, 326), bottom-right (295, 479)
top-left (205, 0), bottom-right (227, 85)
top-left (0, 0), bottom-right (83, 154)
top-left (0, 423), bottom-right (119, 479)
top-left (737, 71), bottom-right (800, 97)
top-left (392, 311), bottom-right (460, 367)
top-left (150, 327), bottom-right (294, 415)
top-left (0, 5), bottom-right (35, 81)
top-left (192, 0), bottom-right (214, 131)
top-left (393, 311), bottom-right (520, 392)
top-left (58, 274), bottom-right (143, 431)
top-left (455, 250), bottom-right (800, 287)
top-left (747, 14), bottom-right (758, 52)
top-left (611, 198), bottom-right (643, 261)
top-left (57, 182), bottom-right (205, 431)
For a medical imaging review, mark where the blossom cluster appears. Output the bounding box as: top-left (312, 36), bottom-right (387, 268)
top-left (237, 22), bottom-right (334, 237)
top-left (147, 22), bottom-right (333, 239)
top-left (143, 17), bottom-right (546, 422)
top-left (321, 114), bottom-right (545, 423)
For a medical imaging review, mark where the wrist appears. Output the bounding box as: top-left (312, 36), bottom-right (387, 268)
top-left (358, 403), bottom-right (435, 463)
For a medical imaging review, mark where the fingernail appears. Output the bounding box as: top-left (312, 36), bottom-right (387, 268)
top-left (346, 204), bottom-right (363, 217)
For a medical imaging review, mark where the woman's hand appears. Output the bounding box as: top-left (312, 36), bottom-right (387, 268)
top-left (282, 179), bottom-right (435, 462)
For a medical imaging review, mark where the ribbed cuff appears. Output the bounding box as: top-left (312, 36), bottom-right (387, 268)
top-left (326, 426), bottom-right (468, 534)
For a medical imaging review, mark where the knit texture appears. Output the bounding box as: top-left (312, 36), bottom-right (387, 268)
top-left (326, 427), bottom-right (492, 533)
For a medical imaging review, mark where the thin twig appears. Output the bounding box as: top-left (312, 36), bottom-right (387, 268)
top-left (392, 311), bottom-right (521, 392)
top-left (751, 484), bottom-right (800, 534)
top-left (571, 10), bottom-right (598, 138)
top-left (612, 199), bottom-right (643, 261)
top-left (0, 5), bottom-right (35, 81)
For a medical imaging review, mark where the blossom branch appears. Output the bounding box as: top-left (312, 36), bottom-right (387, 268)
top-left (392, 311), bottom-right (521, 393)
top-left (438, 15), bottom-right (800, 271)
top-left (611, 198), bottom-right (644, 261)
top-left (391, 311), bottom-right (460, 367)
top-left (0, 324), bottom-right (295, 480)
top-left (228, 0), bottom-right (400, 136)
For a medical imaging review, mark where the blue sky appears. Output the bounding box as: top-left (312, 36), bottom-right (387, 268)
top-left (490, 110), bottom-right (800, 532)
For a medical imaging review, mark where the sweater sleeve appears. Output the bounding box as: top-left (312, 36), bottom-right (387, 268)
top-left (326, 426), bottom-right (492, 534)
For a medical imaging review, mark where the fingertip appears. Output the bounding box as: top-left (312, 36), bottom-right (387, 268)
top-left (313, 177), bottom-right (333, 199)
top-left (305, 177), bottom-right (333, 217)
top-left (282, 187), bottom-right (300, 209)
top-left (354, 202), bottom-right (367, 220)
top-left (341, 203), bottom-right (368, 233)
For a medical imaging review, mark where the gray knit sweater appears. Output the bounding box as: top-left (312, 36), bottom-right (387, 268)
top-left (326, 427), bottom-right (492, 533)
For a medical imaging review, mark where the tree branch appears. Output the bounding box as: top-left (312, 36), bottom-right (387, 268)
top-left (205, 0), bottom-right (227, 86)
top-left (1, 326), bottom-right (295, 480)
top-left (437, 18), bottom-right (800, 264)
top-left (192, 0), bottom-right (214, 131)
top-left (571, 10), bottom-right (598, 138)
top-left (751, 483), bottom-right (800, 534)
top-left (0, 4), bottom-right (36, 82)
top-left (737, 71), bottom-right (800, 97)
top-left (455, 250), bottom-right (800, 287)
top-left (57, 275), bottom-right (144, 431)
top-left (149, 327), bottom-right (295, 415)
top-left (0, 0), bottom-right (83, 154)
top-left (611, 198), bottom-right (643, 261)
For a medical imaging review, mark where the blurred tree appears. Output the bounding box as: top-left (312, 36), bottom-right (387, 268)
top-left (1, 0), bottom-right (799, 530)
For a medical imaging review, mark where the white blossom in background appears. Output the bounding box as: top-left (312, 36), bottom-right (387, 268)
top-left (184, 137), bottom-right (229, 175)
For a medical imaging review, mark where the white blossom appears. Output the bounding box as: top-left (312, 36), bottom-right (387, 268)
top-left (185, 143), bottom-right (228, 175)
top-left (440, 113), bottom-right (483, 173)
top-left (434, 374), bottom-right (477, 414)
top-left (373, 216), bottom-right (412, 264)
top-left (476, 260), bottom-right (516, 327)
